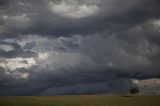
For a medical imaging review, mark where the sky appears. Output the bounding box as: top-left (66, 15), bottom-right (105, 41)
top-left (0, 0), bottom-right (160, 96)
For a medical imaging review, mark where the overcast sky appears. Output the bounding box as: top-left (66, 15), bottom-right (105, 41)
top-left (0, 0), bottom-right (160, 95)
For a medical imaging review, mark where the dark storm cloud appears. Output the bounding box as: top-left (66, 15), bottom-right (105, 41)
top-left (117, 20), bottom-right (160, 73)
top-left (0, 65), bottom-right (136, 95)
top-left (0, 0), bottom-right (8, 7)
top-left (0, 0), bottom-right (160, 38)
top-left (0, 0), bottom-right (160, 96)
top-left (3, 63), bottom-right (157, 96)
top-left (38, 79), bottom-right (135, 95)
top-left (0, 67), bottom-right (20, 93)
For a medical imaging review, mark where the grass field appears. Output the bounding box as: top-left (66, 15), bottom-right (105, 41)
top-left (0, 95), bottom-right (160, 106)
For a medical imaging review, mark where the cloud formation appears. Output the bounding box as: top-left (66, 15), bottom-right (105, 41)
top-left (0, 0), bottom-right (160, 95)
top-left (49, 0), bottom-right (99, 19)
top-left (0, 0), bottom-right (160, 37)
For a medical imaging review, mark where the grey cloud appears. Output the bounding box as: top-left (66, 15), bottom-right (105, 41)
top-left (0, 0), bottom-right (160, 38)
top-left (38, 79), bottom-right (135, 95)
top-left (0, 41), bottom-right (21, 49)
top-left (0, 50), bottom-right (38, 58)
top-left (0, 0), bottom-right (160, 96)
top-left (0, 65), bottom-right (137, 95)
top-left (0, 32), bottom-right (160, 95)
top-left (117, 21), bottom-right (160, 73)
top-left (0, 45), bottom-right (38, 58)
top-left (0, 41), bottom-right (38, 58)
top-left (0, 0), bottom-right (8, 7)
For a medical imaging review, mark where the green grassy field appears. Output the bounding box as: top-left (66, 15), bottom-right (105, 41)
top-left (0, 95), bottom-right (159, 106)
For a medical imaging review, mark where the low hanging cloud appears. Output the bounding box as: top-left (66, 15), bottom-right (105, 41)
top-left (0, 0), bottom-right (160, 95)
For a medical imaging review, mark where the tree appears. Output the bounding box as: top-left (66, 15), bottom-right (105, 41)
top-left (130, 87), bottom-right (139, 94)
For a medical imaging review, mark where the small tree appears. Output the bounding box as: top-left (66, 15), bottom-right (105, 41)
top-left (130, 87), bottom-right (139, 94)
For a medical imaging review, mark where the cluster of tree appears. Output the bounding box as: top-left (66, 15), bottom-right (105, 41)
top-left (130, 87), bottom-right (139, 94)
